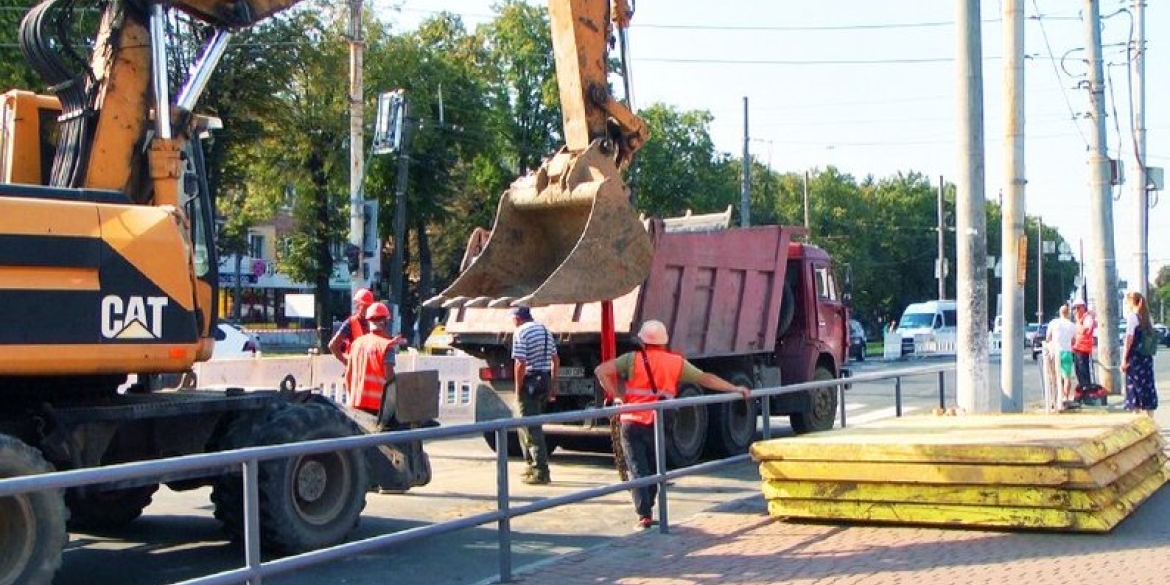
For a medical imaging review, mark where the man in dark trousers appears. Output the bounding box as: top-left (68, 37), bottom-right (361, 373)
top-left (511, 306), bottom-right (559, 485)
top-left (1071, 298), bottom-right (1097, 395)
top-left (594, 320), bottom-right (750, 529)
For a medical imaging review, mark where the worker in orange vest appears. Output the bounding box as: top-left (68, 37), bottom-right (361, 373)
top-left (594, 320), bottom-right (750, 529)
top-left (329, 288), bottom-right (376, 366)
top-left (344, 302), bottom-right (405, 414)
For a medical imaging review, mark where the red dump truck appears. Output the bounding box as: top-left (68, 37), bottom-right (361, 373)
top-left (444, 217), bottom-right (850, 467)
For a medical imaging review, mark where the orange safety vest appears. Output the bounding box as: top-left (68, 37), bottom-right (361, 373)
top-left (1073, 314), bottom-right (1096, 354)
top-left (621, 348), bottom-right (684, 425)
top-left (346, 315), bottom-right (368, 343)
top-left (345, 333), bottom-right (394, 413)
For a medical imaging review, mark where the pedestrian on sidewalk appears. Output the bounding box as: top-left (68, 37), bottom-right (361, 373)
top-left (594, 320), bottom-right (750, 529)
top-left (512, 306), bottom-right (559, 485)
top-left (1046, 305), bottom-right (1077, 410)
top-left (1121, 291), bottom-right (1159, 414)
top-left (1071, 299), bottom-right (1097, 396)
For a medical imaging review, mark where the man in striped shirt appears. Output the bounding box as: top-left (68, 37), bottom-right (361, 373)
top-left (512, 306), bottom-right (559, 485)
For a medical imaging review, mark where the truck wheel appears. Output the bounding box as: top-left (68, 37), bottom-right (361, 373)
top-left (790, 366), bottom-right (839, 434)
top-left (482, 431), bottom-right (523, 457)
top-left (212, 403), bottom-right (368, 554)
top-left (66, 484), bottom-right (158, 531)
top-left (705, 372), bottom-right (757, 457)
top-left (0, 435), bottom-right (67, 585)
top-left (665, 383), bottom-right (708, 468)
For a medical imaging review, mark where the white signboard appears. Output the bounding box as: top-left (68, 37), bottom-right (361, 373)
top-left (285, 294), bottom-right (315, 319)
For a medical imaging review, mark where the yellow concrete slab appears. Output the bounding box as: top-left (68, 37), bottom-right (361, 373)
top-left (761, 454), bottom-right (1167, 511)
top-left (758, 433), bottom-right (1163, 488)
top-left (751, 413), bottom-right (1158, 466)
top-left (766, 460), bottom-right (1169, 532)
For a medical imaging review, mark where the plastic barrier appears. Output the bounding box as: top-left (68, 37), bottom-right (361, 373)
top-left (189, 351), bottom-right (486, 423)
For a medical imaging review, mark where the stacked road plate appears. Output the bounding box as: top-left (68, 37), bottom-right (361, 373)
top-left (751, 413), bottom-right (1168, 532)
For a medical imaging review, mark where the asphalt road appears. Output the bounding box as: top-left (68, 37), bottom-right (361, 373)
top-left (53, 354), bottom-right (1144, 585)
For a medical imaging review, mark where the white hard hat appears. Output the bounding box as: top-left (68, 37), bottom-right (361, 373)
top-left (637, 320), bottom-right (669, 345)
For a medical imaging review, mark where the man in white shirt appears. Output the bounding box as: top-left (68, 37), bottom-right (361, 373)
top-left (1046, 305), bottom-right (1077, 409)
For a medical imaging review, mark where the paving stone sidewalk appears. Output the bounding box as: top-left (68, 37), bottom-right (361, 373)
top-left (510, 408), bottom-right (1170, 585)
top-left (513, 490), bottom-right (1170, 585)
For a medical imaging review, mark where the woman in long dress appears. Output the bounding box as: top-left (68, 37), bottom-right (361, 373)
top-left (1121, 291), bottom-right (1158, 414)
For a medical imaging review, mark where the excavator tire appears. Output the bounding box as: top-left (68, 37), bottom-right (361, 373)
top-left (66, 484), bottom-right (158, 531)
top-left (790, 366), bottom-right (840, 434)
top-left (211, 402), bottom-right (368, 554)
top-left (705, 371), bottom-right (758, 457)
top-left (0, 434), bottom-right (67, 585)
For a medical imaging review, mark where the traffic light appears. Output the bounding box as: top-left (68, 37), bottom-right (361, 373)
top-left (344, 243), bottom-right (361, 273)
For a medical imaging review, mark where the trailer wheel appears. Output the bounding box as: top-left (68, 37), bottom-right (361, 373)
top-left (705, 372), bottom-right (758, 457)
top-left (212, 403), bottom-right (368, 554)
top-left (790, 366), bottom-right (839, 434)
top-left (665, 383), bottom-right (708, 468)
top-left (0, 435), bottom-right (67, 585)
top-left (66, 484), bottom-right (158, 531)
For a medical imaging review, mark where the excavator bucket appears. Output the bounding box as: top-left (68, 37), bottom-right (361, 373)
top-left (426, 141), bottom-right (653, 308)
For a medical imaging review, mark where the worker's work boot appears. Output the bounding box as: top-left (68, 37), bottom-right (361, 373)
top-left (521, 470), bottom-right (550, 485)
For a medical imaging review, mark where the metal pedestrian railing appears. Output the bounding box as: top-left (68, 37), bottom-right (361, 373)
top-left (0, 363), bottom-right (953, 585)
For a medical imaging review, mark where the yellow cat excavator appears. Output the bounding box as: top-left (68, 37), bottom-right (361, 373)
top-left (0, 1), bottom-right (650, 584)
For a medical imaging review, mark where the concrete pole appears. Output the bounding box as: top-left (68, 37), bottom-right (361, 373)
top-left (937, 175), bottom-right (945, 301)
top-left (955, 0), bottom-right (993, 413)
top-left (1131, 0), bottom-right (1148, 296)
top-left (1038, 217), bottom-right (1044, 322)
top-left (741, 97), bottom-right (750, 227)
top-left (391, 100), bottom-right (411, 326)
top-left (1084, 0), bottom-right (1122, 394)
top-left (348, 0), bottom-right (365, 299)
top-left (1000, 0), bottom-right (1025, 412)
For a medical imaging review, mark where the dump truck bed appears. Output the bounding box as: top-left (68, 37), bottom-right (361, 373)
top-left (444, 225), bottom-right (801, 360)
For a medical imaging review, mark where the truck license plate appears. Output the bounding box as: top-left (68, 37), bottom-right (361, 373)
top-left (560, 366), bottom-right (586, 378)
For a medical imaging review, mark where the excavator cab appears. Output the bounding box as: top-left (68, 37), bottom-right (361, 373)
top-left (426, 0), bottom-right (652, 310)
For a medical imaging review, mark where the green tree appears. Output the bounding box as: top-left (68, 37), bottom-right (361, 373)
top-left (632, 103), bottom-right (737, 219)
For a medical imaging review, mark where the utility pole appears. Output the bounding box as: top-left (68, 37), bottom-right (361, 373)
top-left (347, 0), bottom-right (366, 300)
top-left (937, 175), bottom-right (946, 301)
top-left (802, 170), bottom-right (810, 233)
top-left (1084, 0), bottom-right (1121, 394)
top-left (1037, 217), bottom-right (1044, 324)
top-left (955, 0), bottom-right (992, 413)
top-left (1131, 0), bottom-right (1148, 296)
top-left (1000, 0), bottom-right (1025, 412)
top-left (741, 97), bottom-right (750, 227)
top-left (390, 100), bottom-right (412, 337)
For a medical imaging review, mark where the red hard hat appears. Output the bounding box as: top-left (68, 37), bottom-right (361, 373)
top-left (365, 302), bottom-right (391, 320)
top-left (353, 288), bottom-right (375, 304)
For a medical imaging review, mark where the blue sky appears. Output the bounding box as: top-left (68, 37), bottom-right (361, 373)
top-left (382, 0), bottom-right (1166, 290)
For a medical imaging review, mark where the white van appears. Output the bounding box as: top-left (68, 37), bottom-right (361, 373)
top-left (896, 300), bottom-right (958, 337)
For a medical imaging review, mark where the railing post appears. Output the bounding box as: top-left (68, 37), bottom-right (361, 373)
top-left (760, 394), bottom-right (772, 439)
top-left (654, 405), bottom-right (669, 534)
top-left (243, 459), bottom-right (262, 585)
top-left (937, 370), bottom-right (946, 410)
top-left (495, 427), bottom-right (512, 583)
top-left (895, 376), bottom-right (903, 417)
top-left (838, 382), bottom-right (847, 428)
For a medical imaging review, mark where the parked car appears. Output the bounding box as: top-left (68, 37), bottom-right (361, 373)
top-left (1031, 324), bottom-right (1047, 361)
top-left (212, 322), bottom-right (262, 360)
top-left (1155, 324), bottom-right (1170, 347)
top-left (849, 319), bottom-right (867, 362)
